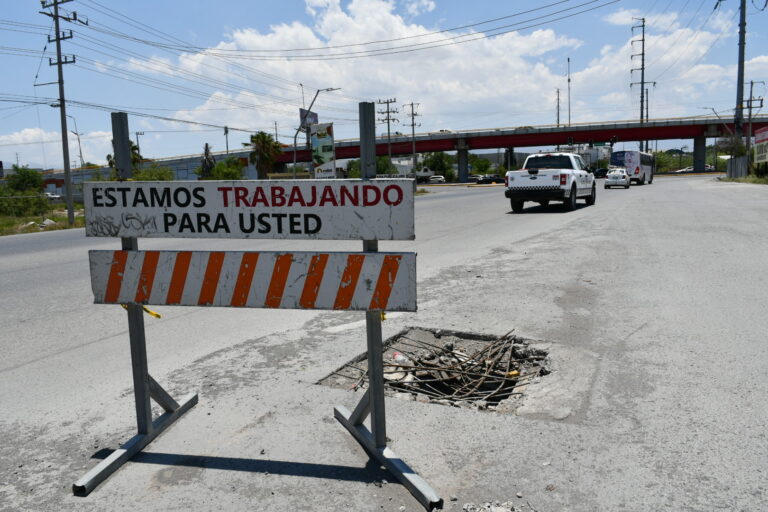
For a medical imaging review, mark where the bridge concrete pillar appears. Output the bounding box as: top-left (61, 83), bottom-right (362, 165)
top-left (456, 138), bottom-right (469, 183)
top-left (693, 135), bottom-right (706, 172)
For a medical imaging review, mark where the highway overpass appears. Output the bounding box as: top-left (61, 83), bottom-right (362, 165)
top-left (280, 114), bottom-right (768, 180)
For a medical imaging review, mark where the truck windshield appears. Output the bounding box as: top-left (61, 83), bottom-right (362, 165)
top-left (524, 156), bottom-right (572, 169)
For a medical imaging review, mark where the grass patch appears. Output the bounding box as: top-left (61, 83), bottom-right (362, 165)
top-left (720, 176), bottom-right (768, 185)
top-left (0, 208), bottom-right (86, 236)
top-left (415, 188), bottom-right (430, 195)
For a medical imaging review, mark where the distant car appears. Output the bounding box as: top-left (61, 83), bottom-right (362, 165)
top-left (675, 167), bottom-right (694, 173)
top-left (605, 169), bottom-right (630, 189)
top-left (467, 174), bottom-right (481, 183)
top-left (43, 192), bottom-right (62, 200)
top-left (477, 174), bottom-right (504, 184)
top-left (593, 168), bottom-right (609, 178)
top-left (429, 175), bottom-right (446, 183)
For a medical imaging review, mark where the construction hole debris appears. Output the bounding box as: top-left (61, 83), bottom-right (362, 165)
top-left (318, 327), bottom-right (549, 412)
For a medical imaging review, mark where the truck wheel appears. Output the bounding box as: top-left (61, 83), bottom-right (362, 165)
top-left (511, 200), bottom-right (524, 213)
top-left (648, 172), bottom-right (653, 184)
top-left (586, 184), bottom-right (596, 205)
top-left (639, 174), bottom-right (646, 185)
top-left (566, 186), bottom-right (577, 211)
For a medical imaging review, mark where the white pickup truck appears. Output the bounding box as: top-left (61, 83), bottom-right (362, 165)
top-left (504, 152), bottom-right (596, 213)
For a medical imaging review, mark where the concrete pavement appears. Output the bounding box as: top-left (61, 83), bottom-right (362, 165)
top-left (1, 176), bottom-right (766, 511)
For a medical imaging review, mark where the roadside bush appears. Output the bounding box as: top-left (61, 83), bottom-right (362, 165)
top-left (196, 156), bottom-right (245, 180)
top-left (132, 163), bottom-right (175, 181)
top-left (0, 185), bottom-right (48, 216)
top-left (6, 166), bottom-right (43, 192)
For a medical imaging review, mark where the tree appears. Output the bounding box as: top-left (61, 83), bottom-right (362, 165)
top-left (209, 156), bottom-right (245, 180)
top-left (468, 154), bottom-right (492, 174)
top-left (106, 139), bottom-right (143, 170)
top-left (422, 152), bottom-right (455, 175)
top-left (376, 156), bottom-right (397, 174)
top-left (132, 163), bottom-right (175, 181)
top-left (199, 143), bottom-right (216, 179)
top-left (346, 159), bottom-right (361, 178)
top-left (244, 131), bottom-right (282, 179)
top-left (716, 136), bottom-right (746, 157)
top-left (7, 165), bottom-right (42, 192)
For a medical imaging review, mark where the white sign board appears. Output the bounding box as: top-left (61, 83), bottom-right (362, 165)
top-left (755, 127), bottom-right (768, 164)
top-left (84, 179), bottom-right (415, 240)
top-left (89, 250), bottom-right (416, 311)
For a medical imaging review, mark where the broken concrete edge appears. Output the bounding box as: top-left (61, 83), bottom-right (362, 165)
top-left (314, 326), bottom-right (526, 386)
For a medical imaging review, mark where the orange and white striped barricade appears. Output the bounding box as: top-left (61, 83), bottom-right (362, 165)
top-left (74, 109), bottom-right (440, 510)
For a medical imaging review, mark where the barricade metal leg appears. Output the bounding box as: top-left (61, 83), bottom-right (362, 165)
top-left (334, 332), bottom-right (443, 511)
top-left (73, 235), bottom-right (197, 496)
top-left (335, 235), bottom-right (442, 511)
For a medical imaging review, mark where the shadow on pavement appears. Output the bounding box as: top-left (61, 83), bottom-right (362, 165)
top-left (505, 203), bottom-right (589, 214)
top-left (91, 449), bottom-right (391, 483)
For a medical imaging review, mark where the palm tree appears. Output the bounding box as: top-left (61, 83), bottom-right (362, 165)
top-left (106, 140), bottom-right (142, 169)
top-left (244, 131), bottom-right (282, 179)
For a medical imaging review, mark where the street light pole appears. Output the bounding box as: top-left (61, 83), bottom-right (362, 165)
top-left (135, 131), bottom-right (144, 161)
top-left (292, 87), bottom-right (340, 178)
top-left (67, 114), bottom-right (84, 168)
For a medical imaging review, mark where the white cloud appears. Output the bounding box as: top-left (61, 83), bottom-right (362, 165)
top-left (28, 0), bottom-right (761, 168)
top-left (403, 0), bottom-right (436, 17)
top-left (603, 8), bottom-right (680, 32)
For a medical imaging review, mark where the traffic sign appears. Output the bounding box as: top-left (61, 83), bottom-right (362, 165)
top-left (84, 180), bottom-right (414, 240)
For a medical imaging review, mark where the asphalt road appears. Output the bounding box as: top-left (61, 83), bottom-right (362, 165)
top-left (1, 176), bottom-right (766, 511)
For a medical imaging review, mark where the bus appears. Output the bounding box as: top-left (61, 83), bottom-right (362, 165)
top-left (610, 150), bottom-right (654, 185)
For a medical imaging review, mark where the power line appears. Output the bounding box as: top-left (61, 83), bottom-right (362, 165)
top-left (79, 0), bottom-right (578, 55)
top-left (169, 0), bottom-right (620, 61)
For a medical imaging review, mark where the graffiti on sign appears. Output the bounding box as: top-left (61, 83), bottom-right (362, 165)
top-left (84, 180), bottom-right (415, 240)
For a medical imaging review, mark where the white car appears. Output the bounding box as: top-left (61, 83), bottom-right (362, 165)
top-left (605, 169), bottom-right (630, 189)
top-left (428, 175), bottom-right (446, 183)
top-left (44, 192), bottom-right (62, 200)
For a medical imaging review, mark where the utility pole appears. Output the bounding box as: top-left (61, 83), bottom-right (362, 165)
top-left (567, 58), bottom-right (571, 127)
top-left (274, 121), bottom-right (279, 143)
top-left (40, 0), bottom-right (85, 226)
top-left (734, 0), bottom-right (747, 140)
top-left (745, 80), bottom-right (765, 169)
top-left (377, 98), bottom-right (399, 162)
top-left (556, 88), bottom-right (561, 150)
top-left (631, 17), bottom-right (647, 153)
top-left (404, 102), bottom-right (420, 173)
top-left (645, 88), bottom-right (650, 152)
top-left (224, 126), bottom-right (229, 154)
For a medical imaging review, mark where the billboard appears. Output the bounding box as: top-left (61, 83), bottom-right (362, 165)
top-left (311, 123), bottom-right (336, 179)
top-left (755, 127), bottom-right (768, 164)
top-left (299, 109), bottom-right (318, 129)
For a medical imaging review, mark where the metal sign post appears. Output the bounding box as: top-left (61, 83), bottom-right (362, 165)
top-left (73, 113), bottom-right (198, 496)
top-left (76, 108), bottom-right (439, 510)
top-left (333, 103), bottom-right (442, 510)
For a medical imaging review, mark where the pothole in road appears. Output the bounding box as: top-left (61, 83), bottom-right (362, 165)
top-left (317, 327), bottom-right (550, 412)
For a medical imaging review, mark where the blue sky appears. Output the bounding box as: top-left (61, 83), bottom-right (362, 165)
top-left (1, 0), bottom-right (766, 169)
